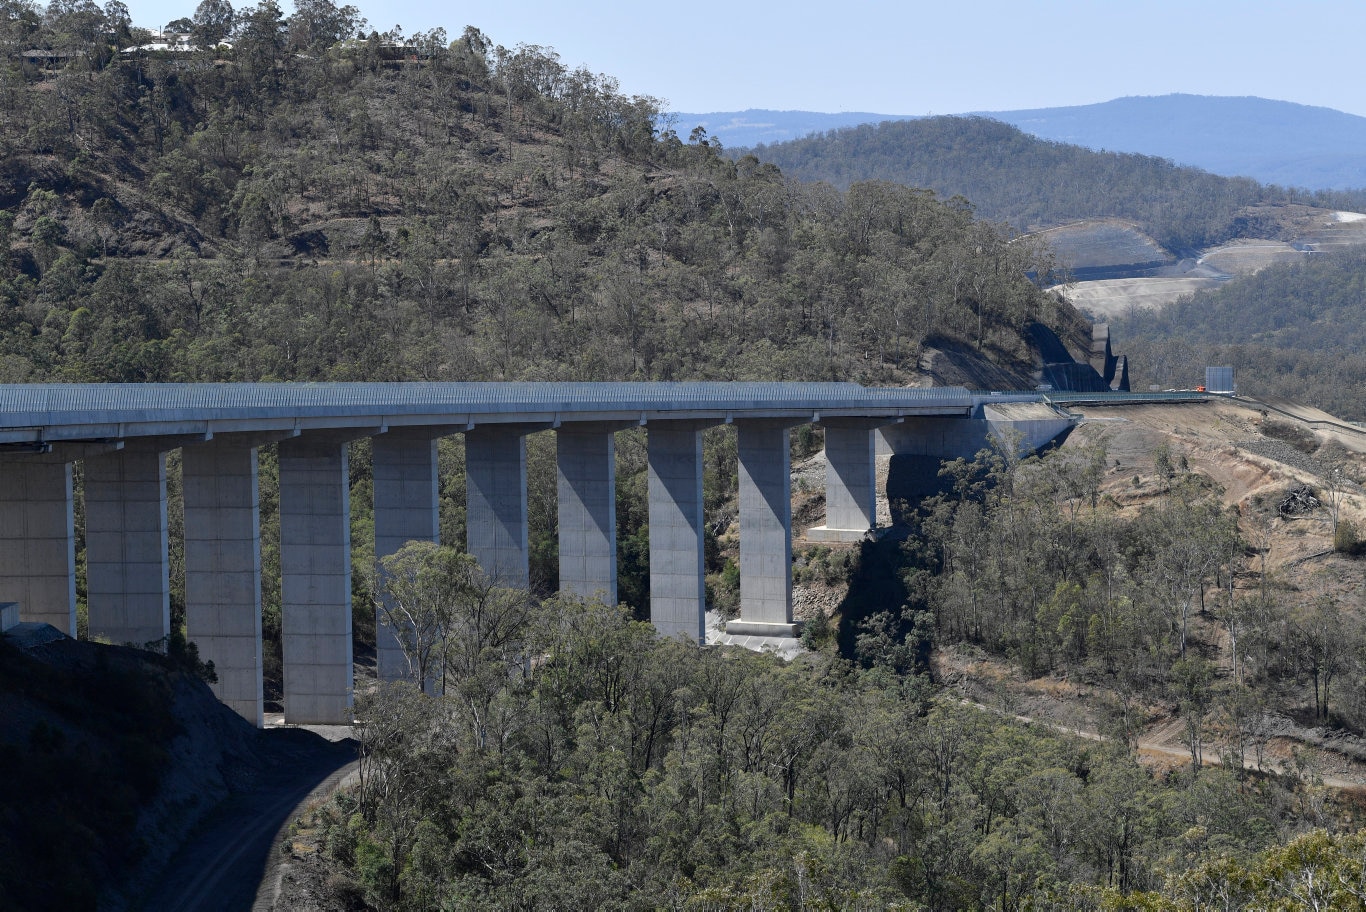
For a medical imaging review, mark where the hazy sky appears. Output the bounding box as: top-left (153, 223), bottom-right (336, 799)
top-left (121, 0), bottom-right (1366, 117)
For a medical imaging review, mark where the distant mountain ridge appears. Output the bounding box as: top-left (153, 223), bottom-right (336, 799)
top-left (672, 95), bottom-right (1366, 190)
top-left (665, 109), bottom-right (920, 149)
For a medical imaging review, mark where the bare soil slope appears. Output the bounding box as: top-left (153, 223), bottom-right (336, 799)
top-left (938, 395), bottom-right (1366, 782)
top-left (1045, 207), bottom-right (1366, 320)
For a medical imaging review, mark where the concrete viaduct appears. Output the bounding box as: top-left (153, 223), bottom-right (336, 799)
top-left (0, 382), bottom-right (1073, 726)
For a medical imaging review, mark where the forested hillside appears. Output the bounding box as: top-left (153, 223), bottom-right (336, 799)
top-left (281, 596), bottom-right (1324, 910)
top-left (287, 419), bottom-right (1366, 909)
top-left (9, 5), bottom-right (1366, 912)
top-left (1115, 247), bottom-right (1366, 419)
top-left (748, 117), bottom-right (1366, 251)
top-left (0, 5), bottom-right (1074, 388)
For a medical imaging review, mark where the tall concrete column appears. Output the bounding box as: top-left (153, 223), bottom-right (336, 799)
top-left (373, 430), bottom-right (441, 682)
top-left (808, 419), bottom-right (883, 543)
top-left (84, 447), bottom-right (170, 645)
top-left (183, 443), bottom-right (263, 727)
top-left (729, 420), bottom-right (800, 636)
top-left (647, 422), bottom-right (709, 642)
top-left (0, 460), bottom-right (75, 635)
top-left (278, 435), bottom-right (353, 724)
top-left (557, 425), bottom-right (619, 605)
top-left (465, 426), bottom-right (529, 587)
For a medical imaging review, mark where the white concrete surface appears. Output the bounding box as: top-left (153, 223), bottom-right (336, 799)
top-left (706, 610), bottom-right (802, 659)
top-left (0, 460), bottom-right (75, 635)
top-left (372, 430), bottom-right (441, 682)
top-left (84, 447), bottom-right (170, 646)
top-left (183, 443), bottom-right (263, 727)
top-left (557, 426), bottom-right (618, 605)
top-left (279, 435), bottom-right (353, 725)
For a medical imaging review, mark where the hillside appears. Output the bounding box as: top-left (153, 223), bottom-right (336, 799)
top-left (1040, 207), bottom-right (1366, 322)
top-left (737, 113), bottom-right (1366, 376)
top-left (900, 393), bottom-right (1366, 774)
top-left (744, 116), bottom-right (1366, 250)
top-left (985, 94), bottom-right (1366, 191)
top-left (1111, 246), bottom-right (1366, 420)
top-left (0, 19), bottom-right (1080, 390)
top-left (680, 95), bottom-right (1366, 191)
top-left (0, 631), bottom-right (260, 910)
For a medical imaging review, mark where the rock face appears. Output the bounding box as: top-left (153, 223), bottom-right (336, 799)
top-left (1028, 322), bottom-right (1130, 392)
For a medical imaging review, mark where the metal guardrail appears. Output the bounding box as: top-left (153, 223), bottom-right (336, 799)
top-left (1044, 391), bottom-right (1216, 406)
top-left (1234, 395), bottom-right (1366, 439)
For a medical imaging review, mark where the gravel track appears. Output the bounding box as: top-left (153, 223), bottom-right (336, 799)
top-left (135, 730), bottom-right (357, 912)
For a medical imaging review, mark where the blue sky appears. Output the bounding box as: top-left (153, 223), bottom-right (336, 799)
top-left (121, 0), bottom-right (1366, 118)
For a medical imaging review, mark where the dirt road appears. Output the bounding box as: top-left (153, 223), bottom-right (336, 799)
top-left (135, 729), bottom-right (357, 912)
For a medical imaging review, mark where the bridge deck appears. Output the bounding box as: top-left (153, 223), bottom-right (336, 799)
top-left (0, 382), bottom-right (977, 444)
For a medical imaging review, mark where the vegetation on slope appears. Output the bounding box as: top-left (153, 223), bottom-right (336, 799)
top-left (0, 5), bottom-right (1070, 388)
top-left (911, 436), bottom-right (1366, 736)
top-left (746, 117), bottom-right (1366, 251)
top-left (285, 426), bottom-right (1366, 910)
top-left (293, 572), bottom-right (1357, 911)
top-left (1114, 247), bottom-right (1366, 419)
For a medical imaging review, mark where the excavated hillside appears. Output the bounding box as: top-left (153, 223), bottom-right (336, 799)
top-left (1045, 208), bottom-right (1366, 319)
top-left (939, 397), bottom-right (1366, 784)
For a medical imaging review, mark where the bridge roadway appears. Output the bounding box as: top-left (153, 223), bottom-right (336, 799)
top-left (0, 382), bottom-right (1071, 726)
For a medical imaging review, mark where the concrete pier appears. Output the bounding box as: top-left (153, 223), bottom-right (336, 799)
top-left (0, 460), bottom-right (75, 635)
top-left (807, 420), bottom-right (883, 543)
top-left (729, 420), bottom-right (799, 637)
top-left (0, 380), bottom-right (1036, 718)
top-left (647, 423), bottom-right (710, 642)
top-left (183, 442), bottom-right (263, 726)
top-left (278, 435), bottom-right (353, 724)
top-left (557, 425), bottom-right (619, 605)
top-left (465, 426), bottom-right (530, 587)
top-left (84, 447), bottom-right (170, 645)
top-left (372, 430), bottom-right (441, 682)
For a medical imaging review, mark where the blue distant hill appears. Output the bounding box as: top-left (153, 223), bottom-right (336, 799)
top-left (671, 95), bottom-right (1366, 190)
